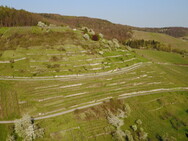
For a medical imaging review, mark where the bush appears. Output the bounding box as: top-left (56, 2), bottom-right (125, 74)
top-left (124, 104), bottom-right (131, 117)
top-left (99, 33), bottom-right (104, 39)
top-left (6, 135), bottom-right (16, 141)
top-left (15, 114), bottom-right (44, 141)
top-left (113, 38), bottom-right (120, 48)
top-left (57, 47), bottom-right (66, 51)
top-left (162, 133), bottom-right (177, 141)
top-left (136, 119), bottom-right (142, 125)
top-left (92, 34), bottom-right (100, 41)
top-left (37, 21), bottom-right (47, 28)
top-left (138, 131), bottom-right (148, 140)
top-left (50, 56), bottom-right (59, 62)
top-left (124, 130), bottom-right (134, 141)
top-left (113, 129), bottom-right (126, 141)
top-left (131, 125), bottom-right (137, 131)
top-left (107, 110), bottom-right (124, 128)
top-left (83, 34), bottom-right (90, 40)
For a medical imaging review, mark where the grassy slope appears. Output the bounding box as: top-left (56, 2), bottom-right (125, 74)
top-left (123, 91), bottom-right (188, 141)
top-left (0, 81), bottom-right (20, 120)
top-left (0, 125), bottom-right (8, 141)
top-left (135, 49), bottom-right (188, 64)
top-left (32, 91), bottom-right (188, 141)
top-left (132, 30), bottom-right (188, 51)
top-left (30, 50), bottom-right (188, 141)
top-left (0, 82), bottom-right (20, 141)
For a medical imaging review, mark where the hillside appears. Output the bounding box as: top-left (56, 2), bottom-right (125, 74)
top-left (0, 24), bottom-right (188, 141)
top-left (0, 6), bottom-right (132, 41)
top-left (132, 30), bottom-right (188, 51)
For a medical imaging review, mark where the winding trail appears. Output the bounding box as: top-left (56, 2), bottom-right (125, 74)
top-left (0, 86), bottom-right (187, 124)
top-left (0, 57), bottom-right (26, 64)
top-left (0, 62), bottom-right (148, 81)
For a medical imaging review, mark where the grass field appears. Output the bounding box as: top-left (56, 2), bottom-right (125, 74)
top-left (132, 30), bottom-right (188, 51)
top-left (30, 91), bottom-right (188, 141)
top-left (123, 91), bottom-right (188, 141)
top-left (135, 49), bottom-right (188, 64)
top-left (0, 81), bottom-right (20, 120)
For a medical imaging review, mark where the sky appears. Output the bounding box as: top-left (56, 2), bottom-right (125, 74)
top-left (1, 0), bottom-right (188, 27)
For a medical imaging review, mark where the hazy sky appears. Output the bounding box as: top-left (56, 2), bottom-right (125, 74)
top-left (1, 0), bottom-right (188, 27)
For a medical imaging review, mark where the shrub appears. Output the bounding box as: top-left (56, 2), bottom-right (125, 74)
top-left (37, 21), bottom-right (47, 28)
top-left (136, 119), bottom-right (142, 125)
top-left (81, 27), bottom-right (89, 33)
top-left (92, 34), bottom-right (100, 41)
top-left (57, 47), bottom-right (66, 51)
top-left (113, 38), bottom-right (120, 48)
top-left (131, 125), bottom-right (137, 131)
top-left (124, 104), bottom-right (131, 117)
top-left (50, 56), bottom-right (59, 62)
top-left (88, 29), bottom-right (95, 36)
top-left (99, 33), bottom-right (104, 39)
top-left (138, 131), bottom-right (148, 140)
top-left (83, 34), bottom-right (90, 40)
top-left (6, 135), bottom-right (16, 141)
top-left (107, 110), bottom-right (124, 128)
top-left (107, 40), bottom-right (114, 47)
top-left (124, 130), bottom-right (134, 141)
top-left (162, 133), bottom-right (177, 141)
top-left (113, 129), bottom-right (126, 141)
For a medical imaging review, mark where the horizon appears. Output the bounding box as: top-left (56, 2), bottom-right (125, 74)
top-left (1, 0), bottom-right (188, 28)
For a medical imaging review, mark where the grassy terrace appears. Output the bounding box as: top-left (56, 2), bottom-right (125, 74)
top-left (0, 27), bottom-right (146, 77)
top-left (33, 91), bottom-right (188, 141)
top-left (0, 46), bottom-right (143, 77)
top-left (0, 61), bottom-right (187, 119)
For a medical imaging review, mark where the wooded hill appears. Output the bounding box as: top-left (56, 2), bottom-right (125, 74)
top-left (0, 6), bottom-right (132, 41)
top-left (137, 27), bottom-right (188, 38)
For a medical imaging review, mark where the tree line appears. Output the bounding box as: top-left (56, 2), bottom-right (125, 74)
top-left (0, 6), bottom-right (41, 27)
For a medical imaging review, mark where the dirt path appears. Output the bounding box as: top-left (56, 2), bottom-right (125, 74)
top-left (0, 62), bottom-right (148, 81)
top-left (0, 57), bottom-right (26, 63)
top-left (0, 86), bottom-right (187, 124)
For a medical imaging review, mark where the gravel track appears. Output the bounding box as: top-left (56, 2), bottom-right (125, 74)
top-left (0, 86), bottom-right (187, 124)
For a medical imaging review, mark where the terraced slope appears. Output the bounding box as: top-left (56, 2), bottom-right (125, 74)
top-left (0, 27), bottom-right (144, 77)
top-left (0, 26), bottom-right (188, 141)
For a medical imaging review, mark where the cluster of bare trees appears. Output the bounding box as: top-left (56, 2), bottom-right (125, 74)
top-left (0, 6), bottom-right (40, 27)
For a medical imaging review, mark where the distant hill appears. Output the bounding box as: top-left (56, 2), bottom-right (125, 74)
top-left (137, 27), bottom-right (188, 38)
